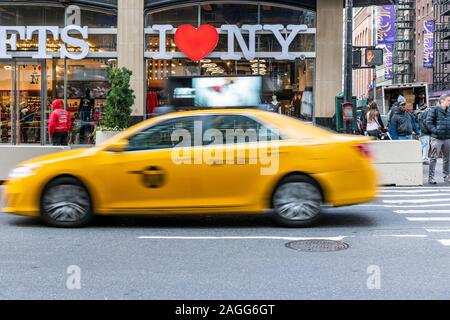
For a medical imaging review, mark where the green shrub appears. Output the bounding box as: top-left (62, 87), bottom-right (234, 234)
top-left (99, 67), bottom-right (135, 131)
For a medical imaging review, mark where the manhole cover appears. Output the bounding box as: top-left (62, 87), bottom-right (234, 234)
top-left (285, 240), bottom-right (350, 252)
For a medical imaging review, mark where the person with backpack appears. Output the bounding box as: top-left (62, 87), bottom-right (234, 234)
top-left (426, 94), bottom-right (450, 184)
top-left (416, 104), bottom-right (431, 164)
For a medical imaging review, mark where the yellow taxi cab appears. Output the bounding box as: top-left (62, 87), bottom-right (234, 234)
top-left (2, 109), bottom-right (377, 228)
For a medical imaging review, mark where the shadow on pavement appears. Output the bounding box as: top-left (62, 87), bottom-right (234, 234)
top-left (6, 210), bottom-right (376, 229)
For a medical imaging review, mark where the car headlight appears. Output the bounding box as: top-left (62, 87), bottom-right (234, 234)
top-left (8, 165), bottom-right (40, 180)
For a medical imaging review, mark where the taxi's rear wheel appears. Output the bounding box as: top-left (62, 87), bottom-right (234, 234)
top-left (40, 177), bottom-right (93, 228)
top-left (270, 175), bottom-right (323, 227)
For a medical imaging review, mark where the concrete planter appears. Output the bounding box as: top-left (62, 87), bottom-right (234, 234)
top-left (95, 130), bottom-right (122, 146)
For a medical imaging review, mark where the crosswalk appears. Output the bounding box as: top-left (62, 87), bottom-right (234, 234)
top-left (379, 186), bottom-right (450, 247)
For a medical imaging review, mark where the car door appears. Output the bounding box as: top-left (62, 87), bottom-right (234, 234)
top-left (97, 116), bottom-right (205, 212)
top-left (194, 114), bottom-right (282, 209)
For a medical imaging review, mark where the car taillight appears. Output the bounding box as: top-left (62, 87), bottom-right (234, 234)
top-left (355, 144), bottom-right (373, 159)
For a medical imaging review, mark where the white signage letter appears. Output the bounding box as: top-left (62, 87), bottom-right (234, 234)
top-left (65, 5), bottom-right (82, 27)
top-left (152, 25), bottom-right (174, 60)
top-left (263, 24), bottom-right (308, 60)
top-left (220, 24), bottom-right (262, 60)
top-left (60, 25), bottom-right (89, 60)
top-left (26, 26), bottom-right (59, 59)
top-left (0, 27), bottom-right (25, 58)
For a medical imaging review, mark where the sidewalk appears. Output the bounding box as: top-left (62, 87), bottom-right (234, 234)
top-left (423, 159), bottom-right (449, 185)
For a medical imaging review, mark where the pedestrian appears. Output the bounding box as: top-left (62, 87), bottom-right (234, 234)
top-left (48, 99), bottom-right (71, 146)
top-left (387, 96), bottom-right (403, 140)
top-left (363, 101), bottom-right (386, 139)
top-left (390, 97), bottom-right (419, 140)
top-left (426, 94), bottom-right (450, 184)
top-left (416, 104), bottom-right (431, 164)
top-left (357, 97), bottom-right (373, 135)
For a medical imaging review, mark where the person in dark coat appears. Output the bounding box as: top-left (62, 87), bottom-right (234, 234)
top-left (426, 94), bottom-right (450, 184)
top-left (390, 99), bottom-right (419, 140)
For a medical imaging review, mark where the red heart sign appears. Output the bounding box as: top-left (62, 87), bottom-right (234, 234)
top-left (174, 24), bottom-right (219, 62)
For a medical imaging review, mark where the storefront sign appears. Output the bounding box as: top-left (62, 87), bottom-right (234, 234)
top-left (423, 20), bottom-right (434, 68)
top-left (1, 23), bottom-right (312, 62)
top-left (377, 5), bottom-right (395, 45)
top-left (0, 25), bottom-right (89, 60)
top-left (152, 24), bottom-right (310, 61)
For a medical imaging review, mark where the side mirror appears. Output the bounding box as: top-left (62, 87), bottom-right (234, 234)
top-left (107, 139), bottom-right (129, 153)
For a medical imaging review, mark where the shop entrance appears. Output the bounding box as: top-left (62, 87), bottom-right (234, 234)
top-left (0, 60), bottom-right (46, 145)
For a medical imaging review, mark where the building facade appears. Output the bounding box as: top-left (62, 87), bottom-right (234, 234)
top-left (353, 7), bottom-right (376, 99)
top-left (0, 0), bottom-right (389, 146)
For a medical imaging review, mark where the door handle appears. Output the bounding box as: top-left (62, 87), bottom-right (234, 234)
top-left (129, 166), bottom-right (165, 188)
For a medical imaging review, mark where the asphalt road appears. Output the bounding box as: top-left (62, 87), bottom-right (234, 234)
top-left (1, 174), bottom-right (450, 299)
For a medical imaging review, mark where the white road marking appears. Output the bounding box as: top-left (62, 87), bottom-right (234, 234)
top-left (376, 235), bottom-right (428, 238)
top-left (379, 194), bottom-right (450, 198)
top-left (383, 199), bottom-right (450, 204)
top-left (425, 229), bottom-right (450, 233)
top-left (395, 210), bottom-right (450, 214)
top-left (384, 203), bottom-right (450, 208)
top-left (437, 240), bottom-right (450, 246)
top-left (380, 187), bottom-right (450, 190)
top-left (357, 203), bottom-right (450, 208)
top-left (378, 189), bottom-right (450, 193)
top-left (406, 217), bottom-right (450, 222)
top-left (138, 236), bottom-right (348, 241)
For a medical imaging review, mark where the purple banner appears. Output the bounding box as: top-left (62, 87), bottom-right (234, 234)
top-left (377, 5), bottom-right (395, 44)
top-left (384, 44), bottom-right (393, 80)
top-left (423, 20), bottom-right (434, 68)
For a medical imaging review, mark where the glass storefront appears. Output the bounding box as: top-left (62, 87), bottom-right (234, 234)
top-left (145, 2), bottom-right (316, 121)
top-left (0, 3), bottom-right (117, 145)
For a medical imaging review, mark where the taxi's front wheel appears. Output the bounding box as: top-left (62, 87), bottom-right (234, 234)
top-left (40, 177), bottom-right (94, 228)
top-left (270, 175), bottom-right (323, 227)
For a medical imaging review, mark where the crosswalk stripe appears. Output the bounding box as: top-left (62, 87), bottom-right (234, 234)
top-left (395, 210), bottom-right (450, 214)
top-left (379, 187), bottom-right (450, 190)
top-left (378, 189), bottom-right (450, 193)
top-left (379, 194), bottom-right (450, 198)
top-left (383, 199), bottom-right (450, 204)
top-left (425, 229), bottom-right (450, 233)
top-left (358, 203), bottom-right (450, 208)
top-left (385, 203), bottom-right (450, 208)
top-left (406, 217), bottom-right (450, 221)
top-left (437, 240), bottom-right (450, 246)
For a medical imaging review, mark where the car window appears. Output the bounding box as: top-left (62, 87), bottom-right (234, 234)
top-left (203, 115), bottom-right (282, 145)
top-left (128, 116), bottom-right (201, 152)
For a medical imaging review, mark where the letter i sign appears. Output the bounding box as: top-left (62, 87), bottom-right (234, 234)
top-left (174, 24), bottom-right (219, 62)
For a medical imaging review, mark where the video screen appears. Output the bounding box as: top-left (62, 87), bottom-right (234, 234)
top-left (192, 76), bottom-right (262, 108)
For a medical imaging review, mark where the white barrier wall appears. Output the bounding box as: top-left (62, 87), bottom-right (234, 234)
top-left (0, 141), bottom-right (424, 186)
top-left (0, 146), bottom-right (69, 181)
top-left (370, 140), bottom-right (423, 186)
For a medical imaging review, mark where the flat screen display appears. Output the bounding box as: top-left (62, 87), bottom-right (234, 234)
top-left (192, 76), bottom-right (262, 107)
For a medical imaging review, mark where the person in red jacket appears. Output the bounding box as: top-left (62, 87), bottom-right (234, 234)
top-left (48, 99), bottom-right (71, 146)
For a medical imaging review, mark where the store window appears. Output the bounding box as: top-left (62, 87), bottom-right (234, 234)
top-left (0, 5), bottom-right (116, 27)
top-left (200, 3), bottom-right (258, 27)
top-left (144, 2), bottom-right (316, 122)
top-left (50, 59), bottom-right (117, 145)
top-left (145, 5), bottom-right (198, 27)
top-left (0, 4), bottom-right (117, 145)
